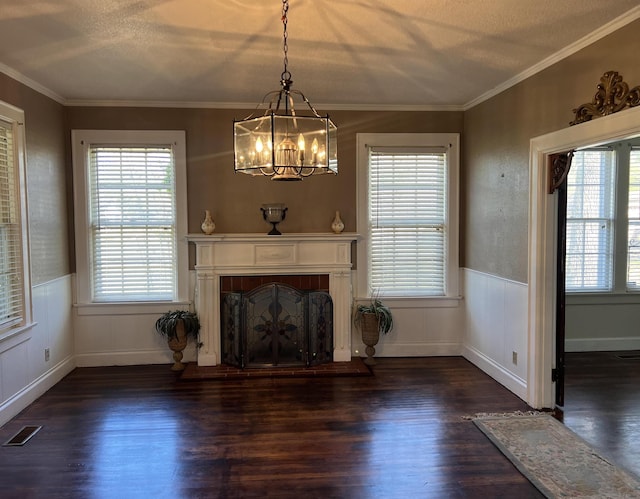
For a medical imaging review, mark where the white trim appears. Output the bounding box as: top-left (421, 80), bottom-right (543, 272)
top-left (0, 355), bottom-right (75, 427)
top-left (0, 101), bottom-right (33, 339)
top-left (187, 234), bottom-right (357, 366)
top-left (528, 105), bottom-right (640, 409)
top-left (464, 266), bottom-right (526, 287)
top-left (566, 293), bottom-right (640, 305)
top-left (377, 342), bottom-right (461, 357)
top-left (566, 337), bottom-right (640, 352)
top-left (464, 5), bottom-right (640, 110)
top-left (462, 345), bottom-right (528, 401)
top-left (0, 64), bottom-right (65, 105)
top-left (64, 100), bottom-right (465, 112)
top-left (74, 349), bottom-right (181, 367)
top-left (355, 133), bottom-right (460, 300)
top-left (74, 301), bottom-right (191, 316)
top-left (71, 130), bottom-right (189, 306)
top-left (2, 6), bottom-right (640, 112)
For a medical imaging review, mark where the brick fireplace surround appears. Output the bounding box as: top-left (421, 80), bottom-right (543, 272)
top-left (187, 233), bottom-right (358, 366)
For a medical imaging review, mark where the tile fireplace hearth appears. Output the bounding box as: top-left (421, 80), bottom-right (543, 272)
top-left (187, 233), bottom-right (358, 366)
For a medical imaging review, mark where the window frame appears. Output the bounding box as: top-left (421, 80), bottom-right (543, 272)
top-left (72, 130), bottom-right (189, 313)
top-left (564, 147), bottom-right (617, 293)
top-left (0, 101), bottom-right (32, 338)
top-left (565, 139), bottom-right (640, 300)
top-left (356, 133), bottom-right (460, 306)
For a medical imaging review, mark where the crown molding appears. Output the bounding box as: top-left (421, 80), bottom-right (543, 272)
top-left (3, 4), bottom-right (640, 113)
top-left (63, 99), bottom-right (464, 112)
top-left (463, 5), bottom-right (640, 111)
top-left (0, 63), bottom-right (65, 105)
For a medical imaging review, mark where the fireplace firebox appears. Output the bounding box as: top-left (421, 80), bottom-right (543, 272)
top-left (221, 283), bottom-right (333, 368)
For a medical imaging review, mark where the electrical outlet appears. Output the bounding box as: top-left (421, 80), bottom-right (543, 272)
top-left (44, 348), bottom-right (50, 362)
top-left (512, 351), bottom-right (518, 365)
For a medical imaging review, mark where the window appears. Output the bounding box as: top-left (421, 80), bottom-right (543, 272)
top-left (72, 131), bottom-right (188, 306)
top-left (357, 133), bottom-right (459, 299)
top-left (566, 142), bottom-right (640, 294)
top-left (627, 147), bottom-right (640, 289)
top-left (565, 149), bottom-right (616, 292)
top-left (0, 102), bottom-right (31, 334)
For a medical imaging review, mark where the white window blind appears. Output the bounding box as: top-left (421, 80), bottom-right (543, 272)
top-left (368, 147), bottom-right (447, 296)
top-left (0, 118), bottom-right (24, 328)
top-left (566, 149), bottom-right (616, 292)
top-left (627, 147), bottom-right (640, 289)
top-left (89, 145), bottom-right (177, 302)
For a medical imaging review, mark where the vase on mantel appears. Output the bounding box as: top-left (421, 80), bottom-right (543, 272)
top-left (331, 211), bottom-right (345, 233)
top-left (201, 210), bottom-right (215, 235)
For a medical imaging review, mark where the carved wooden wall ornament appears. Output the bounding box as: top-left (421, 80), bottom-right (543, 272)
top-left (548, 151), bottom-right (574, 194)
top-left (570, 71), bottom-right (640, 126)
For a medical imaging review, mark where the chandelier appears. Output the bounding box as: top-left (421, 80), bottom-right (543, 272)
top-left (233, 0), bottom-right (338, 181)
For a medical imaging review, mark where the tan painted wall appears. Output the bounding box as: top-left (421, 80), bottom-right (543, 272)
top-left (4, 17), bottom-right (639, 285)
top-left (66, 108), bottom-right (463, 269)
top-left (0, 75), bottom-right (68, 284)
top-left (463, 19), bottom-right (640, 283)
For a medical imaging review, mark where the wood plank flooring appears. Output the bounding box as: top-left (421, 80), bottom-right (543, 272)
top-left (562, 350), bottom-right (640, 478)
top-left (0, 357), bottom-right (544, 498)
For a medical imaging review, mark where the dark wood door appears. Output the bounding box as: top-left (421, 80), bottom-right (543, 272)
top-left (555, 179), bottom-right (567, 407)
top-left (549, 151), bottom-right (573, 407)
top-left (549, 151), bottom-right (574, 409)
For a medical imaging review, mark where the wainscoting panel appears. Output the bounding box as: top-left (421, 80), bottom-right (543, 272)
top-left (566, 298), bottom-right (640, 352)
top-left (0, 275), bottom-right (75, 426)
top-left (461, 268), bottom-right (528, 400)
top-left (73, 271), bottom-right (198, 367)
top-left (354, 300), bottom-right (463, 358)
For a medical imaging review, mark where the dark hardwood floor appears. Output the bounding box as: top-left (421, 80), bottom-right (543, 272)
top-left (562, 350), bottom-right (640, 478)
top-left (0, 357), bottom-right (545, 498)
top-left (6, 352), bottom-right (640, 498)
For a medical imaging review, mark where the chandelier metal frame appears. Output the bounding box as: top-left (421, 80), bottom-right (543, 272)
top-left (233, 0), bottom-right (338, 181)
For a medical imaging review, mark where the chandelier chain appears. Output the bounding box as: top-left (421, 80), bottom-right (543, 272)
top-left (281, 0), bottom-right (291, 82)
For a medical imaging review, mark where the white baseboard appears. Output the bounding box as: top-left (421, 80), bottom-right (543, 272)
top-left (372, 342), bottom-right (461, 357)
top-left (0, 356), bottom-right (76, 427)
top-left (565, 337), bottom-right (640, 352)
top-left (462, 345), bottom-right (527, 401)
top-left (74, 349), bottom-right (193, 367)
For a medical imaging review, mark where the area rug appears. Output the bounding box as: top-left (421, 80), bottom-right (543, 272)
top-left (473, 413), bottom-right (640, 498)
top-left (180, 357), bottom-right (372, 380)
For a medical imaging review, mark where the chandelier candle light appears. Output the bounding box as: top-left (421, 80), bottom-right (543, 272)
top-left (233, 0), bottom-right (338, 181)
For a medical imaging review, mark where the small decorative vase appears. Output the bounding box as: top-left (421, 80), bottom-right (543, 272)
top-left (331, 210), bottom-right (345, 234)
top-left (360, 312), bottom-right (380, 366)
top-left (201, 210), bottom-right (215, 235)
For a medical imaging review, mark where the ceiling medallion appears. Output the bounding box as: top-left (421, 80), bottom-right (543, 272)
top-left (570, 71), bottom-right (640, 126)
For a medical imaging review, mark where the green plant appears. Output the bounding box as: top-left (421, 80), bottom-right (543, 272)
top-left (155, 310), bottom-right (201, 343)
top-left (354, 298), bottom-right (394, 335)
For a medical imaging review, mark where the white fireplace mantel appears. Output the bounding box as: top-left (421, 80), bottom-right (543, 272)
top-left (187, 233), bottom-right (359, 366)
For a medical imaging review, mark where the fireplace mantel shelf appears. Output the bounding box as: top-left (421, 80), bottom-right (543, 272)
top-left (187, 233), bottom-right (359, 367)
top-left (186, 232), bottom-right (359, 243)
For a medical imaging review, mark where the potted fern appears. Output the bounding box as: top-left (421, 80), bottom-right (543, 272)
top-left (155, 310), bottom-right (201, 371)
top-left (354, 298), bottom-right (393, 365)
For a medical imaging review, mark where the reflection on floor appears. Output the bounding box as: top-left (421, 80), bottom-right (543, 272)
top-left (0, 358), bottom-right (544, 498)
top-left (563, 350), bottom-right (640, 477)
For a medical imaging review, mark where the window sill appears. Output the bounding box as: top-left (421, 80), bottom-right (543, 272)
top-left (74, 301), bottom-right (191, 316)
top-left (354, 296), bottom-right (462, 309)
top-left (0, 321), bottom-right (37, 345)
top-left (566, 293), bottom-right (640, 306)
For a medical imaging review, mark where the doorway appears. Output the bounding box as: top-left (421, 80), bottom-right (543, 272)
top-left (527, 105), bottom-right (640, 409)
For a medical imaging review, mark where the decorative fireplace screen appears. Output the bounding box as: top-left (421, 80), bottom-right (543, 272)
top-left (221, 283), bottom-right (333, 368)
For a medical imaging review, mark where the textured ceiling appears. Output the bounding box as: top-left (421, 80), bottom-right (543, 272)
top-left (0, 0), bottom-right (639, 108)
